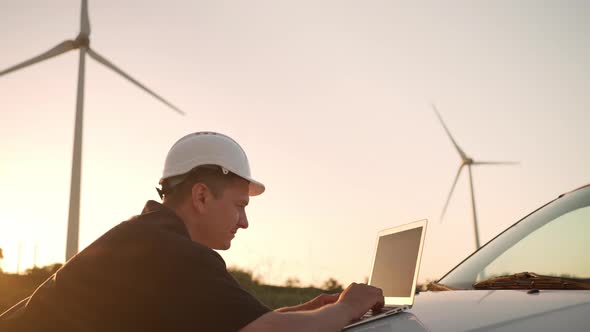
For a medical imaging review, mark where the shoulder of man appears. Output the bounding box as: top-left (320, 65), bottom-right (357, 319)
top-left (63, 210), bottom-right (226, 278)
top-left (17, 209), bottom-right (255, 331)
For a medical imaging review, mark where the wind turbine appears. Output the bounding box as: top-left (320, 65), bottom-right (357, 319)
top-left (432, 104), bottom-right (517, 250)
top-left (0, 0), bottom-right (185, 261)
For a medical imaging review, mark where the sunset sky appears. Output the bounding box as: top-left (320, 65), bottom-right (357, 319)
top-left (1, 0), bottom-right (589, 286)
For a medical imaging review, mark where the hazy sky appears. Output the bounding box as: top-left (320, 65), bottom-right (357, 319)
top-left (1, 0), bottom-right (589, 286)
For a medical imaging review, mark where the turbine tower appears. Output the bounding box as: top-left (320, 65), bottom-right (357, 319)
top-left (0, 0), bottom-right (185, 261)
top-left (433, 104), bottom-right (517, 250)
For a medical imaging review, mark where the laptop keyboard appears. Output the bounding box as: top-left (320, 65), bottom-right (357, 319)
top-left (360, 306), bottom-right (401, 320)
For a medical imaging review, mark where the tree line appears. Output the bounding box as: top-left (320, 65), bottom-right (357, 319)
top-left (0, 258), bottom-right (344, 313)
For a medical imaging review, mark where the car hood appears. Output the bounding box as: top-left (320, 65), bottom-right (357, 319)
top-left (348, 290), bottom-right (590, 332)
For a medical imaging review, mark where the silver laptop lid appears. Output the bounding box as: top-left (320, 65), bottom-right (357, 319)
top-left (368, 219), bottom-right (427, 307)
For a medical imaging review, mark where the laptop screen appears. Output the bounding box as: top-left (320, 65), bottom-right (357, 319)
top-left (369, 226), bottom-right (424, 298)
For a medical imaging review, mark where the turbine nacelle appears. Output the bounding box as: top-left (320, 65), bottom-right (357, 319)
top-left (462, 157), bottom-right (474, 165)
top-left (73, 34), bottom-right (90, 49)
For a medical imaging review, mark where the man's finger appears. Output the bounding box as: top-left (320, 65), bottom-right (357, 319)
top-left (372, 302), bottom-right (384, 312)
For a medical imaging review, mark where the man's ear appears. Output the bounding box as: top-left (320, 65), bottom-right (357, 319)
top-left (191, 183), bottom-right (211, 213)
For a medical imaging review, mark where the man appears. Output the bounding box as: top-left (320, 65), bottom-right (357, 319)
top-left (2, 131), bottom-right (383, 331)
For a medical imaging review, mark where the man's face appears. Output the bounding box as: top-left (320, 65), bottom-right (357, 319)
top-left (193, 177), bottom-right (250, 250)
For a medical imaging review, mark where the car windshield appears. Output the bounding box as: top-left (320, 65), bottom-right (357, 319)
top-left (438, 185), bottom-right (590, 290)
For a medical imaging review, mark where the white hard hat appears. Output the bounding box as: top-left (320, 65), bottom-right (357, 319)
top-left (160, 132), bottom-right (265, 196)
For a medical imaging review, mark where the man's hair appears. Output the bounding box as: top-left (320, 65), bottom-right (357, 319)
top-left (160, 165), bottom-right (241, 208)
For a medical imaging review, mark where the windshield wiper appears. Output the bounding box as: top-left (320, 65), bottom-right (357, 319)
top-left (426, 281), bottom-right (459, 291)
top-left (473, 272), bottom-right (590, 290)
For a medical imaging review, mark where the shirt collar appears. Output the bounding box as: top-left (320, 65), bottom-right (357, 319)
top-left (139, 200), bottom-right (191, 238)
top-left (142, 200), bottom-right (173, 214)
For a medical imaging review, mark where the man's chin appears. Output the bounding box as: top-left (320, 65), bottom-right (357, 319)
top-left (215, 242), bottom-right (232, 250)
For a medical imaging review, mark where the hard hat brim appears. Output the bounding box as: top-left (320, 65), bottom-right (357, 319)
top-left (247, 178), bottom-right (265, 196)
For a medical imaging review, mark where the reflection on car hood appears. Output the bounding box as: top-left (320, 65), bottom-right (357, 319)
top-left (348, 290), bottom-right (590, 332)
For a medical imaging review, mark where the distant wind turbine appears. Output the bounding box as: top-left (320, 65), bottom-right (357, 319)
top-left (0, 0), bottom-right (185, 261)
top-left (432, 104), bottom-right (517, 250)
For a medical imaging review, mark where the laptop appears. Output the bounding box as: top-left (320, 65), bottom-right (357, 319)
top-left (343, 219), bottom-right (427, 330)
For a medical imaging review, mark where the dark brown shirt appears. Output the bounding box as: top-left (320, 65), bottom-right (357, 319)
top-left (6, 200), bottom-right (269, 331)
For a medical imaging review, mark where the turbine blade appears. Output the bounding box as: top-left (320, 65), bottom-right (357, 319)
top-left (0, 40), bottom-right (77, 77)
top-left (432, 103), bottom-right (468, 160)
top-left (440, 164), bottom-right (465, 223)
top-left (472, 161), bottom-right (519, 165)
top-left (80, 0), bottom-right (91, 36)
top-left (87, 48), bottom-right (185, 115)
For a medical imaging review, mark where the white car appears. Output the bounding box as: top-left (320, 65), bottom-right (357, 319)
top-left (350, 184), bottom-right (590, 332)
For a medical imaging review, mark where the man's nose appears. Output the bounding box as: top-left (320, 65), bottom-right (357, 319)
top-left (239, 213), bottom-right (249, 229)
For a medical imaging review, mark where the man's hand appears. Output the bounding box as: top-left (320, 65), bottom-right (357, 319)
top-left (336, 283), bottom-right (384, 321)
top-left (243, 283), bottom-right (385, 332)
top-left (276, 293), bottom-right (340, 313)
top-left (304, 293), bottom-right (340, 311)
